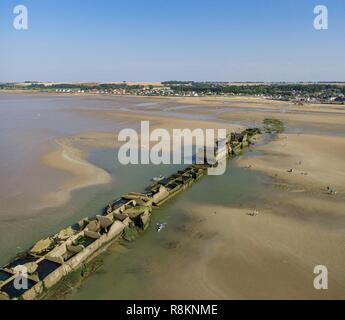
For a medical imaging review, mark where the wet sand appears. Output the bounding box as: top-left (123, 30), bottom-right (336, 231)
top-left (41, 138), bottom-right (112, 209)
top-left (176, 203), bottom-right (345, 299)
top-left (237, 133), bottom-right (345, 191)
top-left (1, 92), bottom-right (345, 299)
top-left (0, 93), bottom-right (242, 266)
top-left (39, 115), bottom-right (241, 209)
top-left (63, 95), bottom-right (345, 300)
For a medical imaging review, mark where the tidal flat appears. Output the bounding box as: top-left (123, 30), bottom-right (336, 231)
top-left (1, 92), bottom-right (344, 299)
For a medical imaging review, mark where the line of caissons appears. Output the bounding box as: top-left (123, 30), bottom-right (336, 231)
top-left (0, 128), bottom-right (260, 300)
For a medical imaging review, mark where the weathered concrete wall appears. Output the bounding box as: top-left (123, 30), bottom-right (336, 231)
top-left (0, 127), bottom-right (260, 300)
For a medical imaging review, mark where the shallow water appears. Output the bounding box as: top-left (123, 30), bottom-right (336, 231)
top-left (0, 93), bottom-right (241, 266)
top-left (0, 93), bottom-right (122, 216)
top-left (0, 93), bottom-right (132, 264)
top-left (0, 93), bottom-right (272, 299)
top-left (65, 149), bottom-right (270, 300)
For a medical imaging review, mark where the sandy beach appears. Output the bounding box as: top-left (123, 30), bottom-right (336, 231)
top-left (64, 95), bottom-right (345, 299)
top-left (163, 202), bottom-right (345, 299)
top-left (40, 138), bottom-right (112, 209)
top-left (38, 108), bottom-right (242, 210)
top-left (237, 133), bottom-right (345, 192)
top-left (1, 92), bottom-right (345, 299)
top-left (47, 94), bottom-right (344, 210)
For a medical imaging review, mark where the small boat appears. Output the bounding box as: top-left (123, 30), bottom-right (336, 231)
top-left (152, 175), bottom-right (165, 182)
top-left (156, 223), bottom-right (167, 232)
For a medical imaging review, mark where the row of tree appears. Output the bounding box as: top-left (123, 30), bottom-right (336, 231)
top-left (163, 83), bottom-right (345, 96)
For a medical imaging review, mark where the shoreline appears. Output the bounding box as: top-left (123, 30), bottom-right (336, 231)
top-left (0, 126), bottom-right (259, 300)
top-left (2, 89), bottom-right (344, 110)
top-left (1, 93), bottom-right (345, 299)
top-left (36, 111), bottom-right (243, 211)
top-left (40, 137), bottom-right (112, 210)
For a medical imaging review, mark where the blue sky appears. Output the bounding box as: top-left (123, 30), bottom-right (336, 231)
top-left (0, 0), bottom-right (344, 82)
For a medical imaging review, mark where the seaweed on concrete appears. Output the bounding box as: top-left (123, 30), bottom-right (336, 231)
top-left (263, 118), bottom-right (285, 134)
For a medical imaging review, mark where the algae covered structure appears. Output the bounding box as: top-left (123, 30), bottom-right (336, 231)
top-left (0, 124), bottom-right (265, 300)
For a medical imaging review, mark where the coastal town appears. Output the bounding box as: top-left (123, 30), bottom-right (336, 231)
top-left (1, 81), bottom-right (345, 104)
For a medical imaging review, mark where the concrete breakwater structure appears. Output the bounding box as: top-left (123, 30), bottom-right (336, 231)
top-left (0, 127), bottom-right (263, 300)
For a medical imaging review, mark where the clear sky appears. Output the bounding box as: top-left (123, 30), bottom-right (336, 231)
top-left (0, 0), bottom-right (344, 82)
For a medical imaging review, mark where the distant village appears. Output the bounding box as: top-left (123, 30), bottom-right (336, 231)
top-left (1, 81), bottom-right (345, 104)
top-left (53, 86), bottom-right (183, 97)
